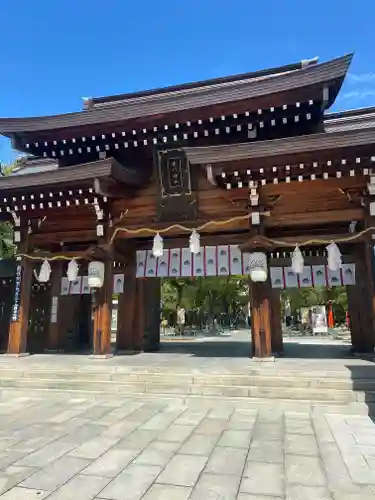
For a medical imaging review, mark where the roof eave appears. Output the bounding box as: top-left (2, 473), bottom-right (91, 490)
top-left (0, 54), bottom-right (353, 136)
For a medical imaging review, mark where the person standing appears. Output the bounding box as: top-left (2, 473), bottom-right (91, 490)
top-left (176, 306), bottom-right (186, 336)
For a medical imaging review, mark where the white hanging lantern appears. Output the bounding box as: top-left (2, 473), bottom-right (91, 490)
top-left (35, 259), bottom-right (51, 283)
top-left (326, 242), bottom-right (342, 271)
top-left (248, 251), bottom-right (268, 282)
top-left (291, 245), bottom-right (304, 274)
top-left (152, 232), bottom-right (163, 257)
top-left (189, 229), bottom-right (201, 254)
top-left (67, 259), bottom-right (79, 282)
top-left (88, 261), bottom-right (105, 288)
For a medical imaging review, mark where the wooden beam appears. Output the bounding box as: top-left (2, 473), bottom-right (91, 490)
top-left (266, 208), bottom-right (364, 227)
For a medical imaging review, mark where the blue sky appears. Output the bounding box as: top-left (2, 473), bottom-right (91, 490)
top-left (1, 0), bottom-right (375, 162)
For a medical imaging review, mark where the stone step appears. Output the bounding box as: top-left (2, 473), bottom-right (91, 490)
top-left (0, 376), bottom-right (373, 404)
top-left (0, 367), bottom-right (374, 391)
top-left (0, 387), bottom-right (372, 415)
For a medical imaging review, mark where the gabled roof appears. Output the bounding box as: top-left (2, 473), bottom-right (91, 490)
top-left (0, 54), bottom-right (352, 136)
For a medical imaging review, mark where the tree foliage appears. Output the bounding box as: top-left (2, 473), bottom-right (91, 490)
top-left (281, 286), bottom-right (348, 323)
top-left (161, 277), bottom-right (249, 327)
top-left (0, 160), bottom-right (17, 258)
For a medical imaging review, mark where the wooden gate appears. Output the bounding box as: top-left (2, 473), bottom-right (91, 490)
top-left (0, 277), bottom-right (15, 352)
top-left (27, 279), bottom-right (52, 353)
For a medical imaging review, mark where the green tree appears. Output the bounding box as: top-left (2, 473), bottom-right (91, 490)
top-left (0, 160), bottom-right (17, 258)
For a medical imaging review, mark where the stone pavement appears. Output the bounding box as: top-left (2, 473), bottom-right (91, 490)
top-left (0, 395), bottom-right (375, 499)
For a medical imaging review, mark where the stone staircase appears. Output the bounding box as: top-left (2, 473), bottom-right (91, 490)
top-left (0, 360), bottom-right (375, 414)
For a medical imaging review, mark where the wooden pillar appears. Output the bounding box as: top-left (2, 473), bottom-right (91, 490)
top-left (347, 242), bottom-right (374, 353)
top-left (116, 261), bottom-right (138, 351)
top-left (143, 278), bottom-right (161, 352)
top-left (133, 279), bottom-right (145, 351)
top-left (249, 279), bottom-right (272, 358)
top-left (270, 289), bottom-right (283, 354)
top-left (92, 258), bottom-right (113, 356)
top-left (46, 261), bottom-right (63, 351)
top-left (7, 257), bottom-right (32, 355)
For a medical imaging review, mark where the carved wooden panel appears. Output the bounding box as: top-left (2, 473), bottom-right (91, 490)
top-left (155, 148), bottom-right (198, 222)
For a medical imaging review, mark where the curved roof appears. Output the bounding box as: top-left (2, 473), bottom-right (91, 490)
top-left (325, 106), bottom-right (375, 132)
top-left (0, 54), bottom-right (352, 136)
top-left (184, 126), bottom-right (375, 164)
top-left (89, 57), bottom-right (319, 108)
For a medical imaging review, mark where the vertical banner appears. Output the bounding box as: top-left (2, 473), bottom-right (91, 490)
top-left (242, 252), bottom-right (250, 275)
top-left (181, 248), bottom-right (193, 277)
top-left (51, 296), bottom-right (58, 323)
top-left (217, 246), bottom-right (230, 276)
top-left (70, 277), bottom-right (82, 295)
top-left (270, 267), bottom-right (284, 289)
top-left (169, 248), bottom-right (181, 277)
top-left (299, 266), bottom-right (313, 287)
top-left (156, 250), bottom-right (170, 278)
top-left (205, 246), bottom-right (217, 276)
top-left (229, 245), bottom-right (243, 275)
top-left (327, 268), bottom-right (342, 287)
top-left (342, 263), bottom-right (356, 285)
top-left (145, 251), bottom-right (158, 277)
top-left (113, 274), bottom-right (125, 294)
top-left (312, 265), bottom-right (327, 287)
top-left (11, 262), bottom-right (23, 322)
top-left (283, 267), bottom-right (299, 288)
top-left (81, 276), bottom-right (90, 294)
top-left (136, 250), bottom-right (147, 278)
top-left (193, 249), bottom-right (205, 277)
top-left (60, 277), bottom-right (70, 296)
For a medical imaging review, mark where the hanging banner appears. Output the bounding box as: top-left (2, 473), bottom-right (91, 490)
top-left (242, 252), bottom-right (250, 275)
top-left (145, 252), bottom-right (158, 277)
top-left (60, 277), bottom-right (70, 296)
top-left (299, 266), bottom-right (313, 288)
top-left (217, 246), bottom-right (230, 276)
top-left (270, 267), bottom-right (284, 288)
top-left (229, 245), bottom-right (243, 275)
top-left (205, 246), bottom-right (217, 276)
top-left (283, 267), bottom-right (298, 288)
top-left (342, 263), bottom-right (356, 285)
top-left (136, 250), bottom-right (147, 278)
top-left (113, 274), bottom-right (125, 294)
top-left (193, 250), bottom-right (205, 277)
top-left (81, 276), bottom-right (90, 294)
top-left (11, 262), bottom-right (23, 322)
top-left (312, 265), bottom-right (327, 287)
top-left (169, 248), bottom-right (181, 277)
top-left (327, 268), bottom-right (342, 287)
top-left (311, 305), bottom-right (328, 334)
top-left (51, 296), bottom-right (58, 324)
top-left (70, 277), bottom-right (82, 295)
top-left (156, 250), bottom-right (169, 278)
top-left (181, 248), bottom-right (193, 277)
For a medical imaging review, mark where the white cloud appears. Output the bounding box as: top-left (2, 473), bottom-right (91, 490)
top-left (347, 73), bottom-right (375, 84)
top-left (341, 90), bottom-right (375, 101)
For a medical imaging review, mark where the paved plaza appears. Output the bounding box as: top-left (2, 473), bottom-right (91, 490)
top-left (0, 393), bottom-right (375, 499)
